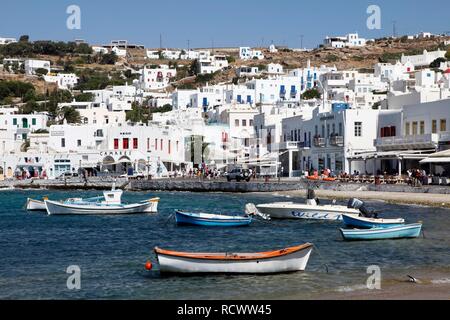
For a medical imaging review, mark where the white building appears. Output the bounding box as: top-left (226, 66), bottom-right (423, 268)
top-left (266, 63), bottom-right (284, 75)
top-left (111, 46), bottom-right (127, 57)
top-left (269, 44), bottom-right (278, 53)
top-left (197, 55), bottom-right (229, 74)
top-left (58, 101), bottom-right (126, 125)
top-left (161, 50), bottom-right (181, 60)
top-left (146, 50), bottom-right (160, 59)
top-left (180, 50), bottom-right (211, 60)
top-left (401, 49), bottom-right (446, 67)
top-left (139, 65), bottom-right (177, 91)
top-left (0, 37), bottom-right (17, 45)
top-left (44, 73), bottom-right (79, 90)
top-left (92, 46), bottom-right (109, 54)
top-left (374, 61), bottom-right (415, 82)
top-left (239, 47), bottom-right (264, 60)
top-left (323, 33), bottom-right (367, 48)
top-left (289, 60), bottom-right (337, 93)
top-left (236, 66), bottom-right (260, 78)
top-left (0, 113), bottom-right (49, 154)
top-left (24, 59), bottom-right (51, 75)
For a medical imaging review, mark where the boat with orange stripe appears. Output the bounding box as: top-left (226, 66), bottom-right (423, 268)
top-left (152, 243), bottom-right (313, 274)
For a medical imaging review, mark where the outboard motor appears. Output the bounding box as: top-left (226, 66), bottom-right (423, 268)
top-left (306, 188), bottom-right (318, 206)
top-left (347, 198), bottom-right (364, 210)
top-left (245, 203), bottom-right (271, 221)
top-left (347, 198), bottom-right (378, 218)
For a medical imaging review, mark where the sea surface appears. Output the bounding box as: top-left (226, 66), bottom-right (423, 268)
top-left (0, 189), bottom-right (449, 299)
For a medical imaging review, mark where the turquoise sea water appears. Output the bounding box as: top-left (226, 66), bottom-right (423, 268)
top-left (0, 189), bottom-right (449, 299)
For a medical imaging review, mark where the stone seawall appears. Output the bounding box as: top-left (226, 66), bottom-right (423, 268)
top-left (128, 179), bottom-right (450, 194)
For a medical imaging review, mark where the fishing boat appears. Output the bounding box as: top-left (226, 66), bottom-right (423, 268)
top-left (249, 189), bottom-right (359, 221)
top-left (45, 187), bottom-right (159, 215)
top-left (341, 214), bottom-right (405, 229)
top-left (26, 198), bottom-right (48, 211)
top-left (340, 223), bottom-right (423, 241)
top-left (154, 243), bottom-right (313, 274)
top-left (175, 210), bottom-right (252, 227)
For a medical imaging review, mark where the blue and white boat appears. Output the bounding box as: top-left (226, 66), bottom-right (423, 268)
top-left (175, 210), bottom-right (252, 227)
top-left (342, 214), bottom-right (405, 229)
top-left (340, 223), bottom-right (423, 241)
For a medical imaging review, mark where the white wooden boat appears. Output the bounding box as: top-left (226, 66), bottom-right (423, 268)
top-left (251, 189), bottom-right (359, 221)
top-left (26, 198), bottom-right (48, 211)
top-left (45, 188), bottom-right (159, 215)
top-left (154, 243), bottom-right (313, 274)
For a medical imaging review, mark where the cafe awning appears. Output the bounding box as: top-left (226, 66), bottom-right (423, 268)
top-left (420, 150), bottom-right (450, 164)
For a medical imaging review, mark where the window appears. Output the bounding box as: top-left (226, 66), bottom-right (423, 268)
top-left (354, 122), bottom-right (362, 137)
top-left (32, 118), bottom-right (36, 126)
top-left (339, 123), bottom-right (343, 136)
top-left (61, 138), bottom-right (65, 148)
top-left (419, 121), bottom-right (425, 135)
top-left (242, 120), bottom-right (247, 127)
top-left (160, 139), bottom-right (163, 151)
top-left (123, 138), bottom-right (129, 150)
top-left (176, 141), bottom-right (179, 152)
top-left (432, 120), bottom-right (437, 134)
top-left (133, 138), bottom-right (138, 149)
top-left (235, 119), bottom-right (240, 127)
top-left (412, 122), bottom-right (418, 135)
top-left (405, 122), bottom-right (410, 136)
top-left (77, 140), bottom-right (81, 147)
top-left (13, 118), bottom-right (17, 126)
top-left (440, 119), bottom-right (447, 132)
top-left (168, 140), bottom-right (171, 154)
top-left (249, 119), bottom-right (253, 126)
top-left (155, 138), bottom-right (158, 150)
top-left (147, 138), bottom-right (150, 151)
top-left (114, 139), bottom-right (119, 150)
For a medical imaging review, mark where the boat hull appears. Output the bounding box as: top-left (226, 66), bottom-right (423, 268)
top-left (45, 198), bottom-right (159, 215)
top-left (26, 198), bottom-right (47, 211)
top-left (340, 223), bottom-right (422, 241)
top-left (155, 244), bottom-right (313, 274)
top-left (256, 203), bottom-right (359, 221)
top-left (175, 211), bottom-right (252, 227)
top-left (342, 214), bottom-right (405, 229)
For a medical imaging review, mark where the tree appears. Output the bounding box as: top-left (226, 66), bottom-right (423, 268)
top-left (59, 106), bottom-right (81, 124)
top-left (100, 52), bottom-right (118, 65)
top-left (430, 57), bottom-right (447, 68)
top-left (35, 68), bottom-right (49, 76)
top-left (75, 92), bottom-right (94, 102)
top-left (446, 49), bottom-right (450, 61)
top-left (126, 103), bottom-right (150, 123)
top-left (19, 35), bottom-right (29, 43)
top-left (301, 88), bottom-right (321, 100)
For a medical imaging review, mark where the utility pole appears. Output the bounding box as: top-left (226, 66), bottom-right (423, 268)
top-left (300, 35), bottom-right (304, 49)
top-left (187, 39), bottom-right (190, 52)
top-left (392, 21), bottom-right (397, 38)
top-left (160, 34), bottom-right (162, 49)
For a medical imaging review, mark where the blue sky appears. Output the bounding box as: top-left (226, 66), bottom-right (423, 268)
top-left (1, 0), bottom-right (449, 49)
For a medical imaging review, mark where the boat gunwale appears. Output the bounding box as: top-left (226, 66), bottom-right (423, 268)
top-left (154, 243), bottom-right (313, 261)
top-left (175, 210), bottom-right (251, 221)
top-left (340, 223), bottom-right (423, 234)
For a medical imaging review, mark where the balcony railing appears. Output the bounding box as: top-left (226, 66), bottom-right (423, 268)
top-left (314, 137), bottom-right (326, 147)
top-left (375, 134), bottom-right (439, 150)
top-left (329, 135), bottom-right (344, 146)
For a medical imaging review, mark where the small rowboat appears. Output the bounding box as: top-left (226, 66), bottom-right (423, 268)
top-left (340, 223), bottom-right (423, 241)
top-left (175, 210), bottom-right (252, 227)
top-left (26, 198), bottom-right (48, 211)
top-left (154, 243), bottom-right (313, 274)
top-left (342, 214), bottom-right (405, 229)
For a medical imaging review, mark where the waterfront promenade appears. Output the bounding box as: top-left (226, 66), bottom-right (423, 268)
top-left (2, 177), bottom-right (450, 207)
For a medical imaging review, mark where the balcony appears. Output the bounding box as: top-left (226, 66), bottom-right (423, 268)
top-left (329, 135), bottom-right (344, 147)
top-left (375, 134), bottom-right (439, 151)
top-left (314, 137), bottom-right (326, 147)
top-left (278, 141), bottom-right (302, 150)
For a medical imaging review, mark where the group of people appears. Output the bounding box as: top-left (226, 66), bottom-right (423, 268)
top-left (407, 169), bottom-right (428, 187)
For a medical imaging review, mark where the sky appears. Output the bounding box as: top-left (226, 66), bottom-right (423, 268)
top-left (1, 0), bottom-right (449, 49)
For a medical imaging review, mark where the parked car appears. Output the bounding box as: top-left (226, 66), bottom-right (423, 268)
top-left (56, 172), bottom-right (79, 180)
top-left (225, 168), bottom-right (251, 182)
